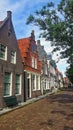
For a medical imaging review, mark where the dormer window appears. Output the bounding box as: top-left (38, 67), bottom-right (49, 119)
top-left (10, 50), bottom-right (16, 64)
top-left (0, 44), bottom-right (7, 60)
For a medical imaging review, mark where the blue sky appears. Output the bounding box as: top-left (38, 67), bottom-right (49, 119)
top-left (0, 0), bottom-right (69, 76)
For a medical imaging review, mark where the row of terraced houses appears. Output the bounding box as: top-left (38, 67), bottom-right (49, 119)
top-left (0, 11), bottom-right (64, 108)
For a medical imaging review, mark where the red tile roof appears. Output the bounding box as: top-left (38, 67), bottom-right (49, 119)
top-left (18, 37), bottom-right (42, 74)
top-left (18, 38), bottom-right (30, 62)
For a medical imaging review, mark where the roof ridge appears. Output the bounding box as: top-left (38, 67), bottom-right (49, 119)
top-left (0, 17), bottom-right (8, 29)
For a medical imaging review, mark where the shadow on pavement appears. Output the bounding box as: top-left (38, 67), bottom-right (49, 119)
top-left (51, 110), bottom-right (66, 116)
top-left (63, 126), bottom-right (73, 130)
top-left (47, 93), bottom-right (73, 104)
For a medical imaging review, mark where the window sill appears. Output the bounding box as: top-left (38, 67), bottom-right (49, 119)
top-left (15, 94), bottom-right (21, 96)
top-left (32, 89), bottom-right (36, 91)
top-left (3, 95), bottom-right (11, 98)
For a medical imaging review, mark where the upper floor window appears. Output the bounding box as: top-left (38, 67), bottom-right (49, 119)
top-left (35, 58), bottom-right (37, 69)
top-left (0, 44), bottom-right (7, 60)
top-left (10, 50), bottom-right (16, 64)
top-left (32, 44), bottom-right (36, 52)
top-left (31, 57), bottom-right (37, 69)
top-left (44, 64), bottom-right (48, 75)
top-left (31, 57), bottom-right (34, 68)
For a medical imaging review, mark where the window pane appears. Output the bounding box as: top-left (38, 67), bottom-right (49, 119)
top-left (35, 58), bottom-right (37, 69)
top-left (32, 74), bottom-right (35, 90)
top-left (0, 44), bottom-right (6, 60)
top-left (10, 51), bottom-right (16, 64)
top-left (4, 83), bottom-right (10, 96)
top-left (15, 74), bottom-right (21, 94)
top-left (32, 57), bottom-right (34, 68)
top-left (4, 72), bottom-right (11, 96)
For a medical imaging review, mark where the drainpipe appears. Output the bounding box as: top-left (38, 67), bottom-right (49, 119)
top-left (24, 71), bottom-right (26, 102)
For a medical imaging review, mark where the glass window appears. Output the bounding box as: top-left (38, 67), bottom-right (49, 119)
top-left (32, 74), bottom-right (35, 90)
top-left (31, 57), bottom-right (37, 69)
top-left (0, 44), bottom-right (7, 60)
top-left (31, 57), bottom-right (34, 68)
top-left (4, 72), bottom-right (12, 96)
top-left (10, 51), bottom-right (16, 64)
top-left (15, 74), bottom-right (21, 95)
top-left (35, 58), bottom-right (37, 69)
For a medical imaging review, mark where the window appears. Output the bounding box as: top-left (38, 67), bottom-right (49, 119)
top-left (4, 72), bottom-right (12, 96)
top-left (44, 64), bottom-right (48, 75)
top-left (35, 58), bottom-right (37, 69)
top-left (0, 44), bottom-right (7, 60)
top-left (31, 57), bottom-right (34, 68)
top-left (31, 57), bottom-right (37, 69)
top-left (32, 74), bottom-right (36, 90)
top-left (15, 74), bottom-right (21, 95)
top-left (32, 44), bottom-right (36, 52)
top-left (45, 79), bottom-right (46, 90)
top-left (36, 75), bottom-right (39, 90)
top-left (10, 51), bottom-right (16, 64)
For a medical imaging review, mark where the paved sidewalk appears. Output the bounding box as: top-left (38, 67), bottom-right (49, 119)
top-left (0, 91), bottom-right (53, 116)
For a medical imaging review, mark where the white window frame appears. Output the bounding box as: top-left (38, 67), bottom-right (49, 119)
top-left (10, 50), bottom-right (16, 64)
top-left (4, 72), bottom-right (12, 97)
top-left (36, 75), bottom-right (40, 90)
top-left (35, 58), bottom-right (37, 69)
top-left (15, 74), bottom-right (22, 95)
top-left (31, 57), bottom-right (37, 69)
top-left (31, 57), bottom-right (34, 68)
top-left (32, 74), bottom-right (36, 91)
top-left (0, 44), bottom-right (7, 60)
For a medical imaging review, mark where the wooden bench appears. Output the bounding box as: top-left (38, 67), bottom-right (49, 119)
top-left (4, 96), bottom-right (18, 107)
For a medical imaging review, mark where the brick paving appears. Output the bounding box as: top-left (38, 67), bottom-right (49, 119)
top-left (0, 90), bottom-right (73, 130)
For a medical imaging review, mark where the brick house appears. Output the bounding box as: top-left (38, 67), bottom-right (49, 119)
top-left (0, 11), bottom-right (24, 108)
top-left (37, 40), bottom-right (49, 94)
top-left (18, 31), bottom-right (42, 99)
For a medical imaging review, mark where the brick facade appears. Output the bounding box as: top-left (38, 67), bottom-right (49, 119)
top-left (18, 31), bottom-right (42, 99)
top-left (0, 11), bottom-right (24, 108)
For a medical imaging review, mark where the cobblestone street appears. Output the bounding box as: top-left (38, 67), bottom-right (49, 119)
top-left (0, 90), bottom-right (73, 130)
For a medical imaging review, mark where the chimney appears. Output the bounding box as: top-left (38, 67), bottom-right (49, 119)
top-left (42, 46), bottom-right (44, 49)
top-left (31, 30), bottom-right (35, 40)
top-left (7, 11), bottom-right (12, 18)
top-left (37, 40), bottom-right (40, 45)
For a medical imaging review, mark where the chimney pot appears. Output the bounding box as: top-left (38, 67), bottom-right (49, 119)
top-left (37, 40), bottom-right (40, 45)
top-left (7, 11), bottom-right (12, 18)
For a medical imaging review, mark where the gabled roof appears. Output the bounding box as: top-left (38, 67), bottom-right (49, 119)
top-left (18, 38), bottom-right (31, 62)
top-left (0, 21), bottom-right (3, 25)
top-left (0, 11), bottom-right (12, 29)
top-left (0, 20), bottom-right (5, 28)
top-left (18, 35), bottom-right (42, 73)
top-left (37, 40), bottom-right (47, 60)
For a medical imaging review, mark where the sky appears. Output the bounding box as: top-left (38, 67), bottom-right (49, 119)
top-left (0, 0), bottom-right (69, 77)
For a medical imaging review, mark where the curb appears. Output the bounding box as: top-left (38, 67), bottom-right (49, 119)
top-left (0, 91), bottom-right (54, 116)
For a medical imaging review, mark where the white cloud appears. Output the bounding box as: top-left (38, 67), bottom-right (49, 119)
top-left (38, 38), bottom-right (53, 53)
top-left (57, 59), bottom-right (69, 77)
top-left (0, 0), bottom-right (29, 19)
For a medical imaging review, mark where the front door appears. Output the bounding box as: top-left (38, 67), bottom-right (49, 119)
top-left (27, 78), bottom-right (30, 98)
top-left (27, 73), bottom-right (31, 98)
